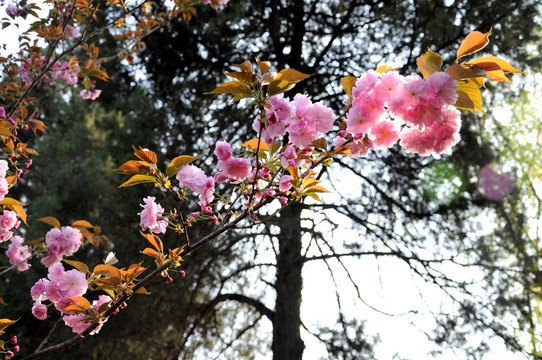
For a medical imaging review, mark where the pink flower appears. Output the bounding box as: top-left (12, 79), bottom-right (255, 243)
top-left (80, 89), bottom-right (101, 100)
top-left (220, 158), bottom-right (251, 181)
top-left (0, 106), bottom-right (5, 118)
top-left (6, 4), bottom-right (19, 17)
top-left (0, 160), bottom-right (9, 178)
top-left (64, 25), bottom-right (79, 38)
top-left (6, 235), bottom-right (31, 272)
top-left (214, 141), bottom-right (233, 161)
top-left (32, 302), bottom-right (48, 320)
top-left (63, 314), bottom-right (90, 334)
top-left (56, 269), bottom-right (88, 298)
top-left (0, 229), bottom-right (13, 243)
top-left (62, 226), bottom-right (82, 255)
top-left (138, 196), bottom-right (168, 234)
top-left (31, 279), bottom-right (49, 301)
top-left (280, 145), bottom-right (301, 168)
top-left (373, 71), bottom-right (404, 100)
top-left (177, 164), bottom-right (209, 193)
top-left (0, 178), bottom-right (9, 202)
top-left (399, 128), bottom-right (434, 156)
top-left (345, 106), bottom-right (376, 136)
top-left (423, 71), bottom-right (458, 107)
top-left (370, 120), bottom-right (399, 149)
top-left (306, 102), bottom-right (335, 133)
top-left (352, 71), bottom-right (377, 100)
top-left (279, 175), bottom-right (293, 192)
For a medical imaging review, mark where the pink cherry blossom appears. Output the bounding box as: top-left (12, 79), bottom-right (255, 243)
top-left (370, 120), bottom-right (399, 149)
top-left (80, 89), bottom-right (102, 100)
top-left (56, 269), bottom-right (88, 298)
top-left (220, 157), bottom-right (251, 181)
top-left (279, 175), bottom-right (293, 192)
top-left (138, 196), bottom-right (168, 234)
top-left (423, 71), bottom-right (458, 107)
top-left (32, 302), bottom-right (48, 320)
top-left (177, 164), bottom-right (209, 193)
top-left (6, 235), bottom-right (31, 272)
top-left (214, 141), bottom-right (233, 161)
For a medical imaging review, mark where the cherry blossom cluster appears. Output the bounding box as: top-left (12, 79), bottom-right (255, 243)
top-left (41, 226), bottom-right (82, 267)
top-left (5, 235), bottom-right (30, 271)
top-left (336, 70), bottom-right (460, 156)
top-left (0, 159), bottom-right (9, 201)
top-left (252, 93), bottom-right (335, 148)
top-left (177, 164), bottom-right (216, 213)
top-left (30, 263), bottom-right (110, 334)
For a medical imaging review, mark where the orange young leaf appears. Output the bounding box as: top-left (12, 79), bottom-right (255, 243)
top-left (256, 57), bottom-right (271, 75)
top-left (141, 231), bottom-right (163, 252)
top-left (241, 138), bottom-right (270, 152)
top-left (456, 28), bottom-right (492, 60)
top-left (0, 123), bottom-right (12, 137)
top-left (133, 147), bottom-right (157, 164)
top-left (204, 81), bottom-right (251, 95)
top-left (135, 286), bottom-right (151, 295)
top-left (0, 197), bottom-right (25, 206)
top-left (115, 160), bottom-right (152, 174)
top-left (93, 264), bottom-right (122, 282)
top-left (310, 138), bottom-right (327, 149)
top-left (233, 60), bottom-right (253, 74)
top-left (72, 220), bottom-right (93, 228)
top-left (0, 318), bottom-right (18, 333)
top-left (141, 247), bottom-right (159, 258)
top-left (340, 75), bottom-right (357, 100)
top-left (63, 259), bottom-right (90, 274)
top-left (445, 64), bottom-right (480, 80)
top-left (11, 205), bottom-right (27, 225)
top-left (466, 56), bottom-right (524, 84)
top-left (416, 49), bottom-right (443, 78)
top-left (225, 71), bottom-right (254, 85)
top-left (64, 297), bottom-right (91, 312)
top-left (303, 177), bottom-right (320, 189)
top-left (38, 216), bottom-right (61, 228)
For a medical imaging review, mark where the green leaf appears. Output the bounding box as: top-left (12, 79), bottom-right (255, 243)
top-left (118, 174), bottom-right (156, 188)
top-left (416, 49), bottom-right (443, 78)
top-left (166, 155), bottom-right (197, 177)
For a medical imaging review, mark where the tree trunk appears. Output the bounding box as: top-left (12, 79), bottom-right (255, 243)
top-left (272, 203), bottom-right (305, 360)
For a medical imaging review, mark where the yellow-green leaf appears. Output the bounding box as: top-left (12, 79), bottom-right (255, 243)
top-left (166, 155), bottom-right (197, 177)
top-left (305, 185), bottom-right (329, 193)
top-left (454, 79), bottom-right (483, 113)
top-left (204, 81), bottom-right (251, 95)
top-left (241, 138), bottom-right (270, 152)
top-left (416, 49), bottom-right (443, 78)
top-left (340, 75), bottom-right (357, 100)
top-left (0, 123), bottom-right (12, 137)
top-left (118, 174), bottom-right (155, 188)
top-left (456, 28), bottom-right (492, 60)
top-left (267, 68), bottom-right (311, 96)
top-left (38, 216), bottom-right (61, 228)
